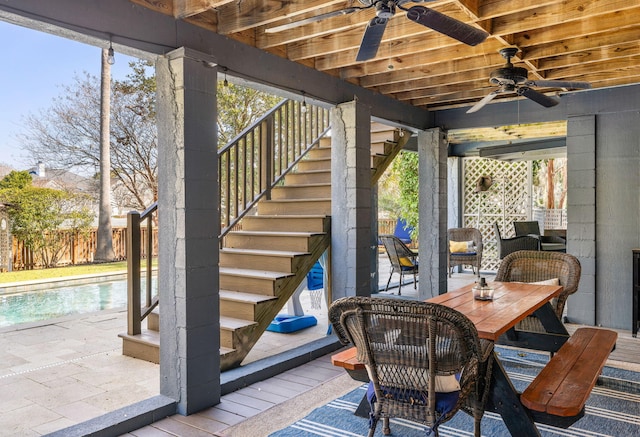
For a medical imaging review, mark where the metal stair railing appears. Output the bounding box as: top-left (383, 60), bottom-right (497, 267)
top-left (219, 99), bottom-right (330, 240)
top-left (125, 99), bottom-right (330, 337)
top-left (126, 202), bottom-right (158, 336)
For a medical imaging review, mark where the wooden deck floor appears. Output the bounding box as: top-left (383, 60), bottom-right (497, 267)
top-left (123, 325), bottom-right (640, 437)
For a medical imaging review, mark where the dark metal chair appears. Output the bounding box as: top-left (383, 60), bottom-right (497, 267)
top-left (493, 222), bottom-right (540, 259)
top-left (495, 250), bottom-right (581, 333)
top-left (379, 234), bottom-right (418, 295)
top-left (447, 228), bottom-right (483, 277)
top-left (513, 221), bottom-right (566, 252)
top-left (329, 297), bottom-right (494, 437)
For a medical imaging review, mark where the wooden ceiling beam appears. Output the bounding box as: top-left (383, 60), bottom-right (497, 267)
top-left (522, 26), bottom-right (640, 61)
top-left (172, 0), bottom-right (229, 19)
top-left (536, 42), bottom-right (640, 71)
top-left (512, 8), bottom-right (640, 48)
top-left (285, 3), bottom-right (477, 63)
top-left (491, 0), bottom-right (639, 37)
top-left (216, 0), bottom-right (346, 34)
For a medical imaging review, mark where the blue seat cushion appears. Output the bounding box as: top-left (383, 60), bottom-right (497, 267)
top-left (450, 252), bottom-right (476, 256)
top-left (366, 379), bottom-right (460, 424)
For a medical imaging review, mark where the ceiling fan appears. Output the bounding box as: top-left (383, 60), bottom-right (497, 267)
top-left (467, 47), bottom-right (592, 114)
top-left (265, 0), bottom-right (489, 62)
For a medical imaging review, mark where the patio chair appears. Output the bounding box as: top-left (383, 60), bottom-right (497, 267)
top-left (495, 250), bottom-right (581, 333)
top-left (513, 221), bottom-right (566, 252)
top-left (328, 297), bottom-right (494, 437)
top-left (494, 222), bottom-right (540, 259)
top-left (379, 234), bottom-right (418, 295)
top-left (447, 228), bottom-right (483, 277)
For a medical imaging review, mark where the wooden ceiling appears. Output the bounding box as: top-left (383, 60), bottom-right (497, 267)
top-left (131, 0), bottom-right (640, 113)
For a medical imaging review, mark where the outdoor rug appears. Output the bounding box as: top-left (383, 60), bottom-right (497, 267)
top-left (269, 346), bottom-right (640, 436)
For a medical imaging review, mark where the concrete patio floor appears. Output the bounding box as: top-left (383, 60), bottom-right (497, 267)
top-left (0, 256), bottom-right (481, 436)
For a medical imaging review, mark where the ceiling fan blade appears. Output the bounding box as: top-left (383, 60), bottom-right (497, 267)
top-left (517, 87), bottom-right (559, 108)
top-left (356, 17), bottom-right (389, 62)
top-left (525, 79), bottom-right (592, 89)
top-left (265, 7), bottom-right (362, 33)
top-left (466, 90), bottom-right (500, 113)
top-left (406, 6), bottom-right (489, 46)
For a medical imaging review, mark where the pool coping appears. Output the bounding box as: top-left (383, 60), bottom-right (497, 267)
top-left (0, 271), bottom-right (129, 294)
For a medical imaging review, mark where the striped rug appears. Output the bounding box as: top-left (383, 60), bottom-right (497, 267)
top-left (270, 347), bottom-right (640, 437)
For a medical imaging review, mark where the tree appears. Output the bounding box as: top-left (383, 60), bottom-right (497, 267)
top-left (20, 64), bottom-right (282, 215)
top-left (95, 47), bottom-right (115, 262)
top-left (385, 151), bottom-right (419, 237)
top-left (0, 170), bottom-right (32, 190)
top-left (0, 173), bottom-right (93, 268)
top-left (217, 82), bottom-right (281, 146)
top-left (20, 60), bottom-right (158, 212)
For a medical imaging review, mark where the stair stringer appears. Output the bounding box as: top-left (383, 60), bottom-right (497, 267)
top-left (219, 227), bottom-right (330, 370)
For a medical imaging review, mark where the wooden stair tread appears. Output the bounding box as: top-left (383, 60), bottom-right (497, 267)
top-left (219, 289), bottom-right (278, 304)
top-left (227, 230), bottom-right (325, 237)
top-left (274, 183), bottom-right (331, 188)
top-left (261, 198), bottom-right (331, 203)
top-left (291, 169), bottom-right (331, 174)
top-left (118, 329), bottom-right (160, 345)
top-left (220, 315), bottom-right (258, 330)
top-left (220, 248), bottom-right (309, 258)
top-left (219, 266), bottom-right (294, 279)
top-left (248, 214), bottom-right (329, 219)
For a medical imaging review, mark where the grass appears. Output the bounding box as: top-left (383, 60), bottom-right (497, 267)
top-left (0, 260), bottom-right (154, 284)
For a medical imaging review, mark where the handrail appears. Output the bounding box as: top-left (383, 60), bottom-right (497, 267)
top-left (218, 99), bottom-right (330, 240)
top-left (126, 202), bottom-right (158, 336)
top-left (126, 98), bottom-right (330, 335)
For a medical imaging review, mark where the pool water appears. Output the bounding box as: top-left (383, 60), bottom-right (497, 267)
top-left (0, 279), bottom-right (154, 328)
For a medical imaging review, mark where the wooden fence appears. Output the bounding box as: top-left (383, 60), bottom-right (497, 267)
top-left (11, 227), bottom-right (158, 271)
top-left (7, 219), bottom-right (398, 271)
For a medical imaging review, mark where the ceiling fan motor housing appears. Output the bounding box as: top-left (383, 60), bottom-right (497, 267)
top-left (489, 66), bottom-right (529, 85)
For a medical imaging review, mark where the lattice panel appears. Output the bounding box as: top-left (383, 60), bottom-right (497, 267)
top-left (462, 158), bottom-right (531, 272)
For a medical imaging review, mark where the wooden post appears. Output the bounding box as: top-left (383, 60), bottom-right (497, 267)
top-left (127, 211), bottom-right (141, 336)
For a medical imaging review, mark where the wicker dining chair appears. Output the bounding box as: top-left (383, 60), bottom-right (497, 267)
top-left (329, 297), bottom-right (494, 437)
top-left (379, 234), bottom-right (418, 294)
top-left (513, 221), bottom-right (566, 252)
top-left (494, 222), bottom-right (540, 259)
top-left (495, 250), bottom-right (581, 332)
top-left (447, 228), bottom-right (483, 277)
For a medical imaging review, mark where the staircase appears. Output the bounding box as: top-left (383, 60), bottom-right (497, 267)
top-left (120, 100), bottom-right (409, 370)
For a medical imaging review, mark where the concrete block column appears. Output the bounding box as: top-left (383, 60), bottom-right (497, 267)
top-left (330, 100), bottom-right (373, 299)
top-left (418, 128), bottom-right (448, 298)
top-left (566, 115), bottom-right (596, 325)
top-left (156, 47), bottom-right (220, 414)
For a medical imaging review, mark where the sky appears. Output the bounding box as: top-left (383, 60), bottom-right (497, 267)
top-left (0, 20), bottom-right (137, 170)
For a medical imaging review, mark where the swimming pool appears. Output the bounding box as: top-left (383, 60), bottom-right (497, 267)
top-left (0, 279), bottom-right (154, 328)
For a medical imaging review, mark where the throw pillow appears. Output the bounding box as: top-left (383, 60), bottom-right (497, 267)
top-left (450, 240), bottom-right (474, 253)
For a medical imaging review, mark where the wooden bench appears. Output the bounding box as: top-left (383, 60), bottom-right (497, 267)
top-left (331, 347), bottom-right (368, 381)
top-left (521, 327), bottom-right (617, 424)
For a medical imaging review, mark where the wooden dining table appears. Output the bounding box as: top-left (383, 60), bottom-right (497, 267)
top-left (427, 281), bottom-right (569, 436)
